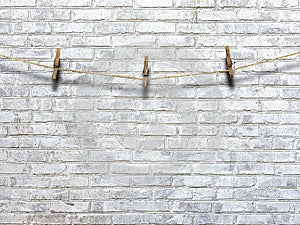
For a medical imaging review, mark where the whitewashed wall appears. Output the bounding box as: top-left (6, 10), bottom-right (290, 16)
top-left (0, 0), bottom-right (300, 224)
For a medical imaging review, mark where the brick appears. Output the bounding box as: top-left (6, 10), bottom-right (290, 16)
top-left (221, 100), bottom-right (261, 111)
top-left (276, 165), bottom-right (300, 175)
top-left (236, 163), bottom-right (275, 175)
top-left (111, 188), bottom-right (149, 199)
top-left (0, 9), bottom-right (29, 20)
top-left (61, 48), bottom-right (94, 59)
top-left (0, 188), bottom-right (27, 199)
top-left (68, 163), bottom-right (108, 174)
top-left (11, 22), bottom-right (51, 33)
top-left (150, 163), bottom-right (192, 174)
top-left (135, 0), bottom-right (172, 8)
top-left (95, 0), bottom-right (133, 7)
top-left (51, 22), bottom-right (93, 33)
top-left (112, 35), bottom-right (156, 46)
top-left (257, 176), bottom-right (296, 188)
top-left (137, 124), bottom-right (176, 136)
top-left (260, 125), bottom-right (300, 137)
top-left (258, 0), bottom-right (298, 8)
top-left (0, 111), bottom-right (15, 122)
top-left (214, 152), bottom-right (259, 162)
top-left (256, 202), bottom-right (295, 213)
top-left (52, 0), bottom-right (91, 7)
top-left (91, 175), bottom-right (130, 187)
top-left (0, 36), bottom-right (27, 46)
top-left (220, 125), bottom-right (259, 137)
top-left (30, 214), bottom-right (67, 224)
top-left (136, 22), bottom-right (176, 33)
top-left (50, 176), bottom-right (88, 187)
top-left (72, 9), bottom-right (110, 20)
top-left (197, 9), bottom-right (237, 21)
top-left (154, 214), bottom-right (192, 224)
top-left (1, 99), bottom-right (38, 110)
top-left (92, 201), bottom-right (128, 212)
top-left (95, 22), bottom-right (135, 34)
top-left (0, 0), bottom-right (35, 6)
top-left (133, 150), bottom-right (172, 161)
top-left (154, 10), bottom-right (195, 21)
top-left (214, 201), bottom-right (254, 213)
top-left (7, 150), bottom-right (47, 162)
top-left (234, 188), bottom-right (278, 200)
top-left (9, 176), bottom-right (49, 188)
top-left (0, 201), bottom-right (48, 212)
top-left (0, 163), bottom-right (29, 174)
top-left (193, 188), bottom-right (216, 200)
top-left (132, 201), bottom-right (170, 212)
top-left (194, 214), bottom-right (235, 224)
top-left (219, 0), bottom-right (256, 7)
top-left (172, 201), bottom-right (211, 212)
top-left (278, 189), bottom-right (300, 200)
top-left (193, 164), bottom-right (235, 175)
top-left (110, 163), bottom-right (149, 174)
top-left (237, 215), bottom-right (277, 224)
top-left (131, 176), bottom-right (172, 187)
top-left (216, 176), bottom-right (256, 187)
top-left (50, 201), bottom-right (89, 213)
top-left (115, 9), bottom-right (153, 20)
top-left (30, 189), bottom-right (68, 200)
top-left (172, 176), bottom-right (213, 187)
top-left (71, 36), bottom-right (111, 47)
top-left (238, 9), bottom-right (278, 21)
top-left (32, 164), bottom-right (67, 175)
top-left (177, 23), bottom-right (217, 34)
top-left (175, 0), bottom-right (215, 8)
top-left (157, 36), bottom-right (195, 47)
top-left (178, 125), bottom-right (217, 136)
top-left (27, 35), bottom-right (68, 47)
top-left (90, 150), bottom-right (131, 161)
top-left (0, 150), bottom-right (7, 161)
top-left (0, 213), bottom-right (30, 224)
top-left (54, 99), bottom-right (94, 111)
top-left (0, 23), bottom-right (10, 33)
top-left (30, 9), bottom-right (71, 20)
top-left (216, 189), bottom-right (234, 200)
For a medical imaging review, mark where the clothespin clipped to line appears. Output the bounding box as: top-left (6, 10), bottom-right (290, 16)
top-left (143, 56), bottom-right (149, 87)
top-left (52, 48), bottom-right (61, 80)
top-left (225, 46), bottom-right (234, 79)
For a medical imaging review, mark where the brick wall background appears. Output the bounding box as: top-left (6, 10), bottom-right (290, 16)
top-left (0, 0), bottom-right (300, 224)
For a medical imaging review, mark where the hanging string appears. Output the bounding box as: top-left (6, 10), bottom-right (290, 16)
top-left (0, 50), bottom-right (299, 81)
top-left (234, 51), bottom-right (300, 71)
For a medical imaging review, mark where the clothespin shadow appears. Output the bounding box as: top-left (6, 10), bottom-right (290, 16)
top-left (142, 56), bottom-right (150, 98)
top-left (52, 48), bottom-right (61, 91)
top-left (225, 46), bottom-right (235, 88)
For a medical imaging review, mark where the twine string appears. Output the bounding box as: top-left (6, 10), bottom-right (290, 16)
top-left (0, 50), bottom-right (299, 81)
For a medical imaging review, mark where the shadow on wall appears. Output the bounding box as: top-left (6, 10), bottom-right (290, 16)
top-left (225, 59), bottom-right (235, 89)
top-left (52, 70), bottom-right (61, 92)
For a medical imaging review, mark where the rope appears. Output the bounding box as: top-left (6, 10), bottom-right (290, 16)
top-left (0, 50), bottom-right (300, 81)
top-left (0, 54), bottom-right (142, 81)
top-left (234, 51), bottom-right (300, 71)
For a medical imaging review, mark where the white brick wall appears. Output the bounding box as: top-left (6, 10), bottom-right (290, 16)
top-left (0, 0), bottom-right (300, 224)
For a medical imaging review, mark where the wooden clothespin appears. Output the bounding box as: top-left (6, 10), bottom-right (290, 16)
top-left (52, 48), bottom-right (61, 80)
top-left (143, 56), bottom-right (149, 87)
top-left (225, 46), bottom-right (234, 79)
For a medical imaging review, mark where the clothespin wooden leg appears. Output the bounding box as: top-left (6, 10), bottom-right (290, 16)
top-left (225, 46), bottom-right (234, 79)
top-left (52, 48), bottom-right (61, 80)
top-left (143, 56), bottom-right (149, 87)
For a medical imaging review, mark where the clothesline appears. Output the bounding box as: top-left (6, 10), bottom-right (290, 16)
top-left (0, 50), bottom-right (299, 82)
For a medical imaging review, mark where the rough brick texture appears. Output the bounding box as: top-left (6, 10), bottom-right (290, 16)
top-left (0, 0), bottom-right (300, 224)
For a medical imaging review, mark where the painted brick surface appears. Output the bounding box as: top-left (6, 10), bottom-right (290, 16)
top-left (0, 0), bottom-right (300, 224)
